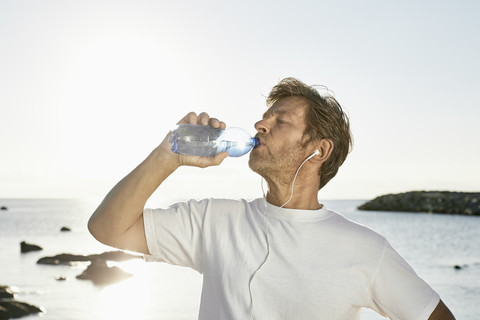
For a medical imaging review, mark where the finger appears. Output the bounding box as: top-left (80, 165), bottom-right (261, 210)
top-left (178, 112), bottom-right (198, 125)
top-left (208, 118), bottom-right (221, 128)
top-left (197, 112), bottom-right (210, 125)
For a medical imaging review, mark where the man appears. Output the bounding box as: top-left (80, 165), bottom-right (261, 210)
top-left (88, 78), bottom-right (455, 319)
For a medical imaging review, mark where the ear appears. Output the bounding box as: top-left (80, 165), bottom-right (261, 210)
top-left (310, 139), bottom-right (333, 164)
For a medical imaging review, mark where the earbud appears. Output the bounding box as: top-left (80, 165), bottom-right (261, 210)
top-left (306, 149), bottom-right (320, 161)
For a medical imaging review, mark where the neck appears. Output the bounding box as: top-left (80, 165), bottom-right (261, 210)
top-left (264, 176), bottom-right (321, 210)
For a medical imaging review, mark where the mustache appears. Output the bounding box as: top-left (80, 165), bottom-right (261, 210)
top-left (254, 133), bottom-right (269, 145)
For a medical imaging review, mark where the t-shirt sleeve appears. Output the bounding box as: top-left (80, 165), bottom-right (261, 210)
top-left (143, 199), bottom-right (208, 273)
top-left (367, 240), bottom-right (440, 320)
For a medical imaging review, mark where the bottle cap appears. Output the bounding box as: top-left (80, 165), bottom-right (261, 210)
top-left (252, 137), bottom-right (260, 149)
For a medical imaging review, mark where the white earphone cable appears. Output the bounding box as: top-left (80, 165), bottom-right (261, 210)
top-left (248, 178), bottom-right (270, 320)
top-left (248, 150), bottom-right (318, 319)
top-left (280, 152), bottom-right (315, 208)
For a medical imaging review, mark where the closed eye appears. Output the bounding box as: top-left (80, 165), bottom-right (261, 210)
top-left (277, 116), bottom-right (290, 125)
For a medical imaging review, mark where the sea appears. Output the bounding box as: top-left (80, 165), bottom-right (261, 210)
top-left (0, 198), bottom-right (478, 320)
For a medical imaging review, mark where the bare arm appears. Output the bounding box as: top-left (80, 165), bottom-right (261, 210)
top-left (87, 112), bottom-right (228, 254)
top-left (428, 299), bottom-right (455, 320)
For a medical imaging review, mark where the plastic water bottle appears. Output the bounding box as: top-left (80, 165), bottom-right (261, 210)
top-left (169, 124), bottom-right (259, 157)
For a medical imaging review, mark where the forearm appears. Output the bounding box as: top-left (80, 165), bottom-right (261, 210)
top-left (88, 143), bottom-right (179, 247)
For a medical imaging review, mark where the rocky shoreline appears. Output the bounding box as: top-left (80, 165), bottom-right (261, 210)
top-left (0, 202), bottom-right (150, 320)
top-left (1, 239), bottom-right (142, 319)
top-left (0, 286), bottom-right (43, 319)
top-left (358, 191), bottom-right (480, 215)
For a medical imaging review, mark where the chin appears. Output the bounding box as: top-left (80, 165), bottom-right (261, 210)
top-left (248, 152), bottom-right (269, 177)
top-left (248, 152), bottom-right (260, 171)
top-left (247, 155), bottom-right (257, 172)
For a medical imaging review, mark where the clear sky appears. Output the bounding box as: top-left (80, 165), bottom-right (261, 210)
top-left (1, 0), bottom-right (479, 201)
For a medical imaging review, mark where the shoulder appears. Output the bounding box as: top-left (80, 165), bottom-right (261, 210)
top-left (325, 208), bottom-right (387, 251)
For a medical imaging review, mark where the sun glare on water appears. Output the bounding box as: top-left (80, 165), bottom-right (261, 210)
top-left (95, 259), bottom-right (202, 319)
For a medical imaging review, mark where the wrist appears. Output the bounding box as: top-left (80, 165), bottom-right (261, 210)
top-left (150, 142), bottom-right (181, 172)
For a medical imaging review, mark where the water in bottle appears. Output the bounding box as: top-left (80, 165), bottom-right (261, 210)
top-left (169, 124), bottom-right (259, 157)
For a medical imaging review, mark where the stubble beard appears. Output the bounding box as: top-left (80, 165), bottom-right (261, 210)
top-left (248, 141), bottom-right (305, 186)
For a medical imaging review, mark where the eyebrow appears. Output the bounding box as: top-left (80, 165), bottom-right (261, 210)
top-left (262, 108), bottom-right (289, 119)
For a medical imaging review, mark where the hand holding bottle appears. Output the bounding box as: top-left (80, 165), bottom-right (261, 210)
top-left (158, 112), bottom-right (230, 168)
top-left (170, 112), bottom-right (259, 158)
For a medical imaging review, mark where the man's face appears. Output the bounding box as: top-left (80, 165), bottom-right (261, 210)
top-left (248, 96), bottom-right (311, 184)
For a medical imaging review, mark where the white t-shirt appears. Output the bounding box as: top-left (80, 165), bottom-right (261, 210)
top-left (144, 198), bottom-right (440, 320)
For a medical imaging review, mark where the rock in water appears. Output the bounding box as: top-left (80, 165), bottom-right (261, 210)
top-left (60, 226), bottom-right (71, 232)
top-left (20, 241), bottom-right (43, 253)
top-left (358, 191), bottom-right (480, 215)
top-left (0, 286), bottom-right (15, 299)
top-left (37, 253), bottom-right (90, 266)
top-left (37, 251), bottom-right (142, 265)
top-left (0, 300), bottom-right (43, 319)
top-left (97, 250), bottom-right (142, 262)
top-left (76, 260), bottom-right (132, 286)
top-left (36, 251), bottom-right (140, 286)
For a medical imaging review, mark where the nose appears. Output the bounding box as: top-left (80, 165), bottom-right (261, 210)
top-left (254, 119), bottom-right (269, 134)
